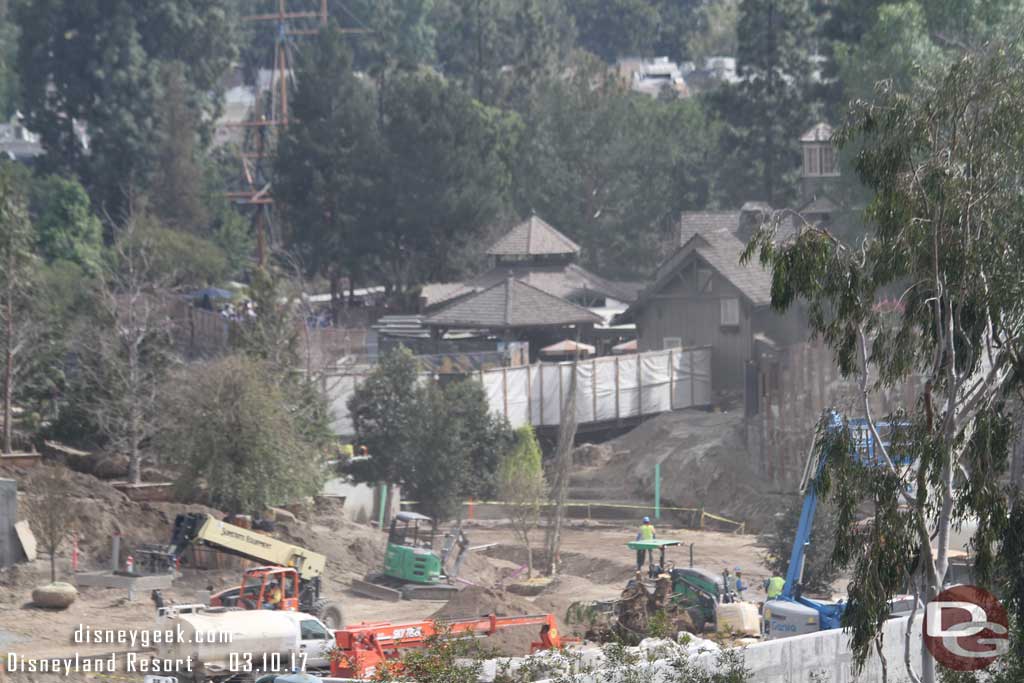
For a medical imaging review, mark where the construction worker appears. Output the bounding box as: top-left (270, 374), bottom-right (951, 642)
top-left (635, 516), bottom-right (656, 570)
top-left (765, 574), bottom-right (786, 600)
top-left (734, 568), bottom-right (746, 600)
top-left (264, 582), bottom-right (283, 610)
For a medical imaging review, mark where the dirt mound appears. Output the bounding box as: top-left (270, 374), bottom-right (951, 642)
top-left (571, 410), bottom-right (781, 531)
top-left (482, 544), bottom-right (632, 585)
top-left (432, 586), bottom-right (550, 656)
top-left (533, 575), bottom-right (607, 626)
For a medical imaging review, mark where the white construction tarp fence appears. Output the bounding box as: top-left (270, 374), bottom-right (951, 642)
top-left (480, 346), bottom-right (712, 429)
top-left (322, 346), bottom-right (712, 436)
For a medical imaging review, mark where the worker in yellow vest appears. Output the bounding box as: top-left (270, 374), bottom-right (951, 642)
top-left (635, 517), bottom-right (656, 570)
top-left (765, 575), bottom-right (786, 600)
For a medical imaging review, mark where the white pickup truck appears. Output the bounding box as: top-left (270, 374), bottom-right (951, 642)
top-left (151, 604), bottom-right (336, 681)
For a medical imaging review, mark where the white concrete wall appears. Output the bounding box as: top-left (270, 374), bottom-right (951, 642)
top-left (322, 477), bottom-right (377, 523)
top-left (712, 615), bottom-right (923, 683)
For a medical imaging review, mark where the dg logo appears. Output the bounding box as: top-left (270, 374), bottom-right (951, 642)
top-left (924, 585), bottom-right (1009, 671)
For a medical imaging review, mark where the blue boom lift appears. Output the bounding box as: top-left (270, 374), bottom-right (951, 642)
top-left (763, 412), bottom-right (914, 639)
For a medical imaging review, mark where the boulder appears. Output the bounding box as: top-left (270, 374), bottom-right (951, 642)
top-left (32, 582), bottom-right (78, 609)
top-left (265, 506), bottom-right (297, 523)
top-left (93, 454), bottom-right (130, 479)
top-left (573, 443), bottom-right (613, 466)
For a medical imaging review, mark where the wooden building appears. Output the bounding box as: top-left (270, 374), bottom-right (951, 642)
top-left (619, 208), bottom-right (805, 397)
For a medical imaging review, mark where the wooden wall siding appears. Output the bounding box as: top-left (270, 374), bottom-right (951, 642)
top-left (751, 339), bottom-right (922, 486)
top-left (636, 258), bottom-right (752, 392)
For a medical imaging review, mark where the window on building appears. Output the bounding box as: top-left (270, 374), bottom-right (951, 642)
top-left (804, 144), bottom-right (839, 177)
top-left (819, 146), bottom-right (836, 175)
top-left (720, 298), bottom-right (740, 327)
top-left (804, 146), bottom-right (819, 176)
top-left (697, 268), bottom-right (713, 292)
top-left (663, 337), bottom-right (682, 350)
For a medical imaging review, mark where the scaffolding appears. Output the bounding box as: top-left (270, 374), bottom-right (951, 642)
top-left (224, 1), bottom-right (363, 264)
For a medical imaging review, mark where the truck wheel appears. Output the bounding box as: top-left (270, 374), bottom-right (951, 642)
top-left (319, 602), bottom-right (345, 629)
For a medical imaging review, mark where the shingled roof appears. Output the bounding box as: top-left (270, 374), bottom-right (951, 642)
top-left (424, 278), bottom-right (602, 329)
top-left (686, 229), bottom-right (773, 306)
top-left (486, 215), bottom-right (581, 257)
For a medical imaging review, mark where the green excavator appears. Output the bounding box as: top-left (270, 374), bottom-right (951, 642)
top-left (351, 511), bottom-right (469, 601)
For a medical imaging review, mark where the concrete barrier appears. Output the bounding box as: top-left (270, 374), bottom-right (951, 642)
top-left (705, 615), bottom-right (923, 682)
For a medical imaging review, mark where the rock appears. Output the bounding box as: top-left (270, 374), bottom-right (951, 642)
top-left (93, 454), bottom-right (130, 479)
top-left (32, 582), bottom-right (78, 609)
top-left (573, 443), bottom-right (613, 466)
top-left (265, 507), bottom-right (297, 523)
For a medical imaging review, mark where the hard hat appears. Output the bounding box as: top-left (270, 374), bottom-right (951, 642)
top-left (642, 516), bottom-right (651, 523)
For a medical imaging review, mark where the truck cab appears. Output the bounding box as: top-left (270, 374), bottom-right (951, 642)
top-left (212, 566), bottom-right (301, 611)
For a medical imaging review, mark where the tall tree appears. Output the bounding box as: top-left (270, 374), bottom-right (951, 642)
top-left (29, 174), bottom-right (103, 273)
top-left (498, 425), bottom-right (546, 577)
top-left (374, 70), bottom-right (515, 289)
top-left (80, 202), bottom-right (180, 484)
top-left (274, 27), bottom-right (382, 299)
top-left (711, 0), bottom-right (816, 207)
top-left (0, 0), bottom-right (17, 117)
top-left (150, 61), bottom-right (208, 233)
top-left (347, 347), bottom-right (421, 486)
top-left (159, 354), bottom-right (327, 514)
top-left (569, 0), bottom-right (660, 62)
top-left (348, 349), bottom-right (513, 522)
top-left (15, 0), bottom-right (237, 213)
top-left (431, 0), bottom-right (517, 105)
top-left (507, 0), bottom-right (576, 107)
top-left (0, 163), bottom-right (33, 453)
top-left (514, 53), bottom-right (715, 277)
top-left (347, 0), bottom-right (438, 74)
top-left (743, 45), bottom-right (1024, 682)
top-left (833, 2), bottom-right (946, 106)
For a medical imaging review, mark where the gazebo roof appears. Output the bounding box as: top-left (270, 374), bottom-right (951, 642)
top-left (424, 278), bottom-right (602, 329)
top-left (486, 215), bottom-right (581, 257)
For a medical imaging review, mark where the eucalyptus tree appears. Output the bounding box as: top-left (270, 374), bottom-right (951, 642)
top-left (744, 45), bottom-right (1024, 682)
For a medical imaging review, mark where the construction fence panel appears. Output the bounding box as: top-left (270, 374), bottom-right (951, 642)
top-left (321, 347), bottom-right (713, 436)
top-left (505, 367), bottom-right (531, 427)
top-left (540, 364), bottom-right (562, 426)
top-left (641, 353), bottom-right (671, 413)
top-left (594, 358), bottom-right (618, 422)
top-left (616, 356), bottom-right (641, 418)
top-left (691, 347), bottom-right (713, 405)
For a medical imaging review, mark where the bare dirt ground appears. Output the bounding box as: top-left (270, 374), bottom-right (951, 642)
top-left (0, 520), bottom-right (770, 661)
top-left (0, 453), bottom-right (775, 681)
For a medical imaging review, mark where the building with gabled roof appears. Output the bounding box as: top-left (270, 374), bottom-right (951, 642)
top-left (617, 124), bottom-right (852, 397)
top-left (424, 277), bottom-right (602, 331)
top-left (414, 214), bottom-right (640, 357)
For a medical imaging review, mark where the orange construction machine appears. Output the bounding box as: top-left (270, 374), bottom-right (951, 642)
top-left (330, 613), bottom-right (563, 678)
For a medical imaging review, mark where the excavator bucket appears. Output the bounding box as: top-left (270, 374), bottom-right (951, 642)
top-left (350, 577), bottom-right (403, 602)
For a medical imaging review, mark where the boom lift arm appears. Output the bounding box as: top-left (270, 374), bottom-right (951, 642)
top-left (771, 412), bottom-right (906, 634)
top-left (169, 512), bottom-right (326, 579)
top-left (331, 613), bottom-right (563, 678)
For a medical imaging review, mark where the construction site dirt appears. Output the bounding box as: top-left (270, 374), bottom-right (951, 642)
top-left (0, 450), bottom-right (776, 678)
